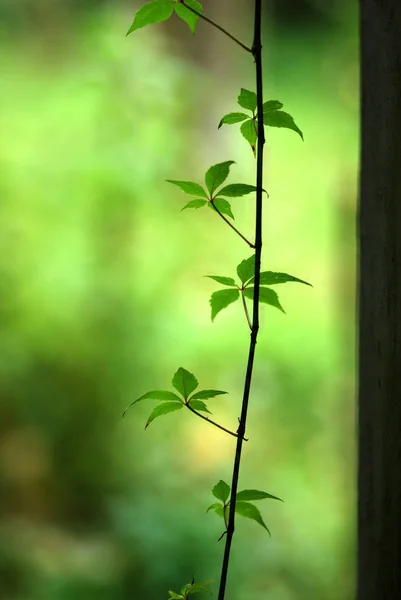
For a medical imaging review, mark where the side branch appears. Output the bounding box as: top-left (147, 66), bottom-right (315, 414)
top-left (180, 1), bottom-right (252, 53)
top-left (211, 200), bottom-right (255, 248)
top-left (185, 403), bottom-right (248, 441)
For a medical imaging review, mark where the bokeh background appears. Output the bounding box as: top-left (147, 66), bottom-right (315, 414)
top-left (0, 1), bottom-right (358, 598)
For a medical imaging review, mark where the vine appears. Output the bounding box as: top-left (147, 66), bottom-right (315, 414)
top-left (124, 1), bottom-right (309, 598)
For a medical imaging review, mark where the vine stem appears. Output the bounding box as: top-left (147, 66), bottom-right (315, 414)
top-left (210, 200), bottom-right (255, 249)
top-left (185, 403), bottom-right (248, 441)
top-left (240, 288), bottom-right (252, 330)
top-left (217, 2), bottom-right (265, 599)
top-left (180, 1), bottom-right (252, 54)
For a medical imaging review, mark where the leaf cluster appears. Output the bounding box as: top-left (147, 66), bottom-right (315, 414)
top-left (207, 480), bottom-right (283, 535)
top-left (167, 161), bottom-right (260, 221)
top-left (219, 88), bottom-right (303, 154)
top-left (168, 578), bottom-right (213, 600)
top-left (127, 0), bottom-right (203, 35)
top-left (206, 255), bottom-right (312, 322)
top-left (123, 367), bottom-right (227, 428)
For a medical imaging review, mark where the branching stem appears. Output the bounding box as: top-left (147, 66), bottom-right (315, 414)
top-left (185, 403), bottom-right (248, 441)
top-left (210, 200), bottom-right (255, 248)
top-left (217, 2), bottom-right (265, 599)
top-left (180, 1), bottom-right (252, 54)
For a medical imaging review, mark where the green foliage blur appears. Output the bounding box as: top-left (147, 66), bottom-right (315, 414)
top-left (0, 1), bottom-right (358, 599)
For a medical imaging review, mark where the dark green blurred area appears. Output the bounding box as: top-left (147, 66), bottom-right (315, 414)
top-left (0, 1), bottom-right (358, 598)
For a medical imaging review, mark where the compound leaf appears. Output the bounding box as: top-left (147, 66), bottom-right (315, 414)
top-left (127, 0), bottom-right (175, 34)
top-left (209, 288), bottom-right (240, 321)
top-left (243, 286), bottom-right (285, 313)
top-left (175, 0), bottom-right (202, 33)
top-left (166, 180), bottom-right (208, 198)
top-left (145, 402), bottom-right (183, 428)
top-left (235, 501), bottom-right (271, 534)
top-left (172, 367), bottom-right (198, 400)
top-left (205, 161), bottom-right (235, 195)
top-left (212, 480), bottom-right (230, 503)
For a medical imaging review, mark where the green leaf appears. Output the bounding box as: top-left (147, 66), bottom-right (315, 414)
top-left (180, 580), bottom-right (213, 597)
top-left (123, 390), bottom-right (182, 416)
top-left (206, 502), bottom-right (223, 513)
top-left (263, 110), bottom-right (304, 140)
top-left (240, 119), bottom-right (257, 153)
top-left (216, 183), bottom-right (258, 198)
top-left (212, 480), bottom-right (230, 503)
top-left (145, 402), bottom-right (183, 428)
top-left (188, 399), bottom-right (212, 414)
top-left (127, 0), bottom-right (175, 34)
top-left (262, 100), bottom-right (284, 115)
top-left (174, 0), bottom-right (202, 33)
top-left (168, 592), bottom-right (184, 600)
top-left (205, 161), bottom-right (235, 196)
top-left (181, 199), bottom-right (207, 211)
top-left (209, 289), bottom-right (240, 321)
top-left (186, 580), bottom-right (213, 595)
top-left (209, 198), bottom-right (234, 220)
top-left (205, 276), bottom-right (237, 287)
top-left (235, 501), bottom-right (271, 534)
top-left (190, 389), bottom-right (228, 400)
top-left (237, 88), bottom-right (257, 112)
top-left (218, 112), bottom-right (249, 128)
top-left (166, 180), bottom-right (208, 198)
top-left (172, 367), bottom-right (198, 400)
top-left (236, 489), bottom-right (283, 502)
top-left (237, 255), bottom-right (255, 285)
top-left (212, 505), bottom-right (225, 518)
top-left (243, 287), bottom-right (285, 313)
top-left (249, 271), bottom-right (312, 287)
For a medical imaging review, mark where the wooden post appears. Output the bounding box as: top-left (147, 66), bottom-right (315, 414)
top-left (358, 1), bottom-right (401, 597)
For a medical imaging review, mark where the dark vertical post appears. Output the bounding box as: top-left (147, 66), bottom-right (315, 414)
top-left (358, 1), bottom-right (401, 597)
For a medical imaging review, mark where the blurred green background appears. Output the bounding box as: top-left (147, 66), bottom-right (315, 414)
top-left (0, 1), bottom-right (358, 598)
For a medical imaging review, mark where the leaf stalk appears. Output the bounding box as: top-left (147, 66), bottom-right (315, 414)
top-left (210, 199), bottom-right (255, 249)
top-left (180, 1), bottom-right (252, 53)
top-left (185, 402), bottom-right (248, 441)
top-left (240, 288), bottom-right (252, 330)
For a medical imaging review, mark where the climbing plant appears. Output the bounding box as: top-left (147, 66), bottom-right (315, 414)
top-left (124, 2), bottom-right (309, 599)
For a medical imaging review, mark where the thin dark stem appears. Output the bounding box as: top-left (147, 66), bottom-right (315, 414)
top-left (180, 1), bottom-right (252, 54)
top-left (210, 200), bottom-right (255, 249)
top-left (240, 288), bottom-right (252, 330)
top-left (185, 403), bottom-right (248, 441)
top-left (217, 2), bottom-right (265, 599)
